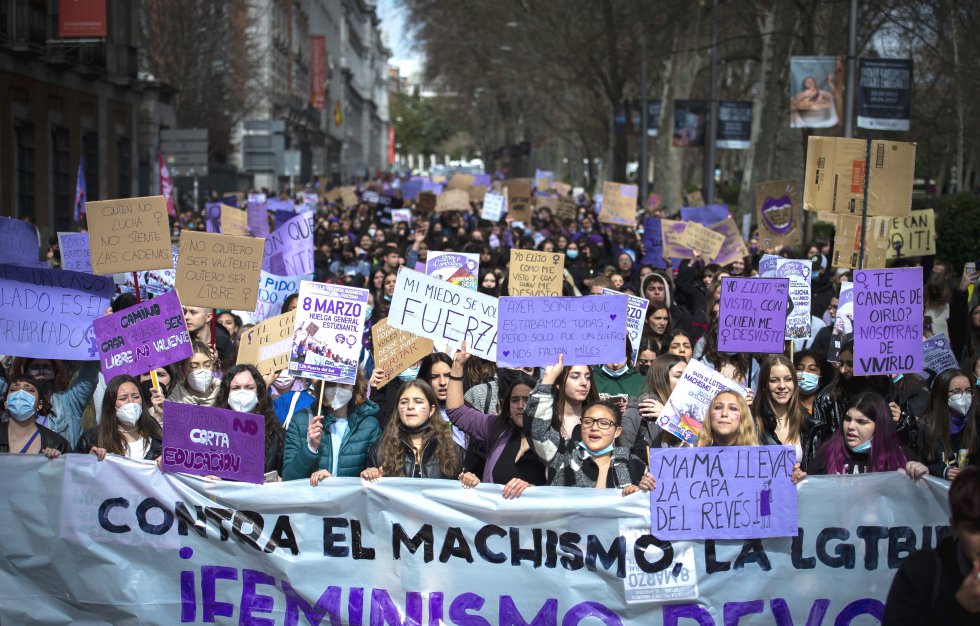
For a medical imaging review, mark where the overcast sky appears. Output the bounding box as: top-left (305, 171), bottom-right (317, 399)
top-left (377, 0), bottom-right (421, 76)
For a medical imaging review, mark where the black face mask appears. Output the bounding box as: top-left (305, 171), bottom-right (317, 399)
top-left (398, 421), bottom-right (432, 435)
top-left (637, 364), bottom-right (650, 376)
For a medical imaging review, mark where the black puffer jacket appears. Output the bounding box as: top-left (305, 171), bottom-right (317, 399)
top-left (810, 379), bottom-right (919, 452)
top-left (755, 402), bottom-right (819, 471)
top-left (74, 427), bottom-right (162, 460)
top-left (366, 435), bottom-right (466, 479)
top-left (0, 422), bottom-right (72, 454)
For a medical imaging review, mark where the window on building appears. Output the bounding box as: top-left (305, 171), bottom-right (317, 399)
top-left (83, 131), bottom-right (99, 201)
top-left (51, 126), bottom-right (70, 232)
top-left (116, 136), bottom-right (131, 197)
top-left (14, 120), bottom-right (36, 218)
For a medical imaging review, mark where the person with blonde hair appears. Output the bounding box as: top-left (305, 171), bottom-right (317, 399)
top-left (698, 390), bottom-right (759, 447)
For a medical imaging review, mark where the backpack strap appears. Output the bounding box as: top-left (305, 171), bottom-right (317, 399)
top-left (283, 392), bottom-right (303, 431)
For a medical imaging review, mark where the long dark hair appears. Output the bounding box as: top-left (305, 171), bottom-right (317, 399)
top-left (641, 354), bottom-right (686, 403)
top-left (553, 364), bottom-right (599, 430)
top-left (920, 369), bottom-right (979, 463)
top-left (820, 392), bottom-right (907, 474)
top-left (97, 375), bottom-right (162, 455)
top-left (753, 354), bottom-right (805, 444)
top-left (378, 380), bottom-right (458, 477)
top-left (701, 319), bottom-right (751, 382)
top-left (215, 364), bottom-right (281, 438)
top-left (499, 373), bottom-right (537, 425)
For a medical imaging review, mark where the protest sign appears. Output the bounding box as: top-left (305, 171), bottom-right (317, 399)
top-left (718, 277), bottom-right (789, 353)
top-left (599, 181), bottom-right (637, 226)
top-left (828, 281), bottom-right (854, 363)
top-left (142, 246), bottom-right (179, 297)
top-left (426, 251), bottom-right (479, 291)
top-left (552, 181), bottom-right (571, 197)
top-left (266, 198), bottom-right (295, 214)
top-left (922, 333), bottom-right (959, 376)
top-left (160, 401), bottom-right (265, 484)
top-left (362, 190), bottom-right (381, 205)
top-left (340, 186), bottom-right (358, 207)
top-left (555, 197), bottom-right (578, 221)
top-left (853, 267), bottom-right (923, 375)
top-left (508, 249), bottom-right (564, 296)
top-left (755, 179), bottom-right (801, 249)
top-left (534, 169), bottom-right (553, 191)
top-left (641, 218), bottom-right (666, 268)
top-left (680, 204), bottom-right (729, 226)
top-left (247, 192), bottom-right (267, 205)
top-left (237, 270), bottom-right (312, 325)
top-left (205, 202), bottom-right (222, 233)
top-left (391, 209), bottom-right (412, 224)
top-left (650, 445), bottom-right (798, 540)
top-left (661, 219), bottom-right (694, 260)
top-left (237, 311), bottom-right (296, 378)
top-left (497, 295), bottom-right (628, 367)
top-left (886, 209), bottom-right (935, 259)
top-left (687, 189), bottom-right (705, 206)
top-left (706, 218), bottom-right (749, 267)
top-left (85, 195), bottom-right (171, 275)
top-left (761, 257), bottom-right (812, 339)
top-left (679, 222), bottom-right (725, 258)
top-left (220, 204), bottom-right (249, 236)
top-left (247, 201), bottom-right (270, 238)
top-left (323, 187), bottom-right (342, 204)
top-left (831, 213), bottom-right (891, 269)
top-left (0, 216), bottom-right (40, 267)
top-left (435, 189), bottom-right (470, 213)
top-left (468, 184), bottom-right (487, 203)
top-left (388, 268), bottom-right (498, 361)
top-left (417, 191), bottom-right (437, 212)
top-left (262, 212), bottom-right (314, 276)
top-left (505, 179), bottom-right (532, 223)
top-left (657, 359), bottom-right (748, 445)
top-left (447, 173), bottom-right (475, 190)
top-left (176, 231), bottom-right (264, 311)
top-left (58, 232), bottom-right (95, 273)
top-left (481, 192), bottom-right (506, 222)
top-left (288, 281), bottom-right (368, 383)
top-left (92, 290), bottom-right (192, 379)
top-left (858, 57), bottom-right (913, 131)
top-left (602, 288), bottom-right (648, 365)
top-left (371, 317), bottom-right (435, 387)
top-left (0, 264), bottom-right (113, 360)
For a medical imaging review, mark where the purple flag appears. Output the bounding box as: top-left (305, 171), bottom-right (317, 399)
top-left (681, 204), bottom-right (730, 226)
top-left (262, 212), bottom-right (315, 276)
top-left (160, 401), bottom-right (266, 484)
top-left (718, 277), bottom-right (789, 353)
top-left (73, 155), bottom-right (87, 223)
top-left (641, 217), bottom-right (666, 268)
top-left (853, 267), bottom-right (923, 375)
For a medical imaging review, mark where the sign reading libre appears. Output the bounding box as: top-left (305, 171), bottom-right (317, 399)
top-left (160, 401), bottom-right (266, 484)
top-left (853, 267), bottom-right (923, 375)
top-left (86, 196), bottom-right (172, 275)
top-left (93, 291), bottom-right (192, 379)
top-left (176, 231), bottom-right (265, 311)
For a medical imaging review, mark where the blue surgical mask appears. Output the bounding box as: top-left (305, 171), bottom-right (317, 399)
top-left (797, 372), bottom-right (820, 394)
top-left (5, 389), bottom-right (38, 421)
top-left (578, 440), bottom-right (614, 457)
top-left (365, 305), bottom-right (374, 319)
top-left (848, 439), bottom-right (872, 453)
top-left (601, 364), bottom-right (630, 378)
top-left (398, 365), bottom-right (420, 382)
top-left (567, 249), bottom-right (579, 259)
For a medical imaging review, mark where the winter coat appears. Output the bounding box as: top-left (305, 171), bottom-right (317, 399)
top-left (282, 400), bottom-right (381, 479)
top-left (446, 404), bottom-right (545, 484)
top-left (811, 381), bottom-right (919, 453)
top-left (74, 427), bottom-right (162, 460)
top-left (755, 401), bottom-right (819, 471)
top-left (640, 273), bottom-right (697, 340)
top-left (0, 421), bottom-right (71, 454)
top-left (365, 431), bottom-right (466, 479)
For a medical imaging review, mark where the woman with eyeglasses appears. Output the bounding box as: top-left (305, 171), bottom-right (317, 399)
top-left (521, 352), bottom-right (599, 460)
top-left (0, 375), bottom-right (71, 457)
top-left (918, 369), bottom-right (979, 480)
top-left (8, 356), bottom-right (99, 452)
top-left (75, 375), bottom-right (162, 461)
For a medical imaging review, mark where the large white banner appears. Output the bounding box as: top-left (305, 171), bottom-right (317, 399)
top-left (0, 456), bottom-right (951, 625)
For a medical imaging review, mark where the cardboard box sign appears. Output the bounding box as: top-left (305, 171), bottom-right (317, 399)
top-left (832, 213), bottom-right (891, 270)
top-left (418, 192), bottom-right (437, 212)
top-left (435, 189), bottom-right (471, 213)
top-left (803, 136), bottom-right (915, 217)
top-left (886, 209), bottom-right (935, 259)
top-left (505, 179), bottom-right (533, 223)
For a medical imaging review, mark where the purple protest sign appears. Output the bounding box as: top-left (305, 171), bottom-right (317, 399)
top-left (474, 174), bottom-right (492, 187)
top-left (649, 445), bottom-right (798, 540)
top-left (680, 204), bottom-right (730, 226)
top-left (0, 216), bottom-right (41, 267)
top-left (401, 179), bottom-right (423, 201)
top-left (248, 201), bottom-right (270, 238)
top-left (497, 295), bottom-right (628, 367)
top-left (853, 267), bottom-right (923, 375)
top-left (262, 212), bottom-right (314, 276)
top-left (718, 277), bottom-right (788, 353)
top-left (641, 218), bottom-right (666, 268)
top-left (267, 198), bottom-right (295, 213)
top-left (204, 202), bottom-right (222, 233)
top-left (160, 401), bottom-right (266, 484)
top-left (92, 290), bottom-right (193, 379)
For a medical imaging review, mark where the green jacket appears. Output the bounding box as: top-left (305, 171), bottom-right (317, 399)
top-left (594, 368), bottom-right (646, 400)
top-left (282, 399), bottom-right (381, 480)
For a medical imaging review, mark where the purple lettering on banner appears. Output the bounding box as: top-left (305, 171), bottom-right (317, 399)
top-left (681, 204), bottom-right (730, 226)
top-left (262, 212), bottom-right (315, 276)
top-left (92, 290), bottom-right (193, 379)
top-left (0, 216), bottom-right (41, 267)
top-left (649, 445), bottom-right (798, 540)
top-left (274, 210), bottom-right (294, 231)
top-left (853, 267), bottom-right (923, 375)
top-left (58, 232), bottom-right (96, 274)
top-left (160, 401), bottom-right (266, 484)
top-left (718, 277), bottom-right (788, 354)
top-left (641, 218), bottom-right (666, 268)
top-left (205, 202), bottom-right (222, 233)
top-left (496, 295), bottom-right (628, 367)
top-left (248, 202), bottom-right (270, 238)
top-left (0, 264), bottom-right (114, 360)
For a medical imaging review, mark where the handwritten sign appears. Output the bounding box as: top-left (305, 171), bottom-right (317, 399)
top-left (161, 401), bottom-right (265, 484)
top-left (602, 288), bottom-right (648, 365)
top-left (505, 180), bottom-right (532, 223)
top-left (481, 192), bottom-right (506, 222)
top-left (508, 249), bottom-right (564, 296)
top-left (58, 232), bottom-right (95, 273)
top-left (657, 359), bottom-right (748, 445)
top-left (237, 311), bottom-right (296, 378)
top-left (922, 332), bottom-right (959, 376)
top-left (176, 231), bottom-right (264, 311)
top-left (679, 221), bottom-right (725, 258)
top-left (760, 257), bottom-right (812, 340)
top-left (661, 219), bottom-right (693, 260)
top-left (93, 290), bottom-right (192, 379)
top-left (468, 185), bottom-right (487, 203)
top-left (641, 218), bottom-right (666, 268)
top-left (828, 281), bottom-right (854, 363)
top-left (649, 445), bottom-right (798, 540)
top-left (247, 202), bottom-right (270, 238)
top-left (886, 209), bottom-right (935, 259)
top-left (220, 204), bottom-right (249, 236)
top-left (853, 267), bottom-right (923, 375)
top-left (371, 317), bottom-right (435, 387)
top-left (832, 214), bottom-right (891, 270)
top-left (237, 270), bottom-right (311, 325)
top-left (288, 281), bottom-right (368, 383)
top-left (435, 189), bottom-right (471, 213)
top-left (0, 265), bottom-right (113, 360)
top-left (262, 212), bottom-right (314, 276)
top-left (426, 251), bottom-right (479, 290)
top-left (86, 196), bottom-right (171, 274)
top-left (340, 187), bottom-right (358, 207)
top-left (497, 295), bottom-right (628, 367)
top-left (707, 218), bottom-right (749, 267)
top-left (599, 182), bottom-right (638, 226)
top-left (0, 216), bottom-right (40, 267)
top-left (718, 277), bottom-right (788, 353)
top-left (447, 173), bottom-right (475, 190)
top-left (756, 179), bottom-right (801, 249)
top-left (388, 268), bottom-right (499, 361)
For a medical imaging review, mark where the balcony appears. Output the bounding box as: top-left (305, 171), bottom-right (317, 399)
top-left (10, 0), bottom-right (46, 55)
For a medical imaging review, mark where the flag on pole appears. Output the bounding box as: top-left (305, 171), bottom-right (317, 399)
top-left (73, 155), bottom-right (87, 223)
top-left (334, 100), bottom-right (344, 127)
top-left (158, 148), bottom-right (177, 217)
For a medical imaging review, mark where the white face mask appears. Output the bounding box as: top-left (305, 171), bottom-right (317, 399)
top-left (116, 402), bottom-right (142, 427)
top-left (188, 368), bottom-right (213, 393)
top-left (324, 386), bottom-right (353, 411)
top-left (948, 393), bottom-right (973, 416)
top-left (228, 389), bottom-right (258, 413)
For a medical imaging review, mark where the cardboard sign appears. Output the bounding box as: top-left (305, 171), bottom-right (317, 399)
top-left (0, 265), bottom-right (114, 360)
top-left (176, 231), bottom-right (265, 310)
top-left (505, 180), bottom-right (533, 223)
top-left (468, 185), bottom-right (487, 203)
top-left (832, 214), bottom-right (891, 270)
top-left (0, 216), bottom-right (40, 267)
top-left (447, 173), bottom-right (475, 190)
top-left (435, 189), bottom-right (471, 213)
top-left (237, 311), bottom-right (296, 378)
top-left (555, 197), bottom-right (578, 221)
top-left (417, 192), bottom-right (437, 212)
top-left (656, 359), bottom-right (749, 446)
top-left (602, 288), bottom-right (649, 365)
top-left (679, 222), bottom-right (725, 258)
top-left (803, 136), bottom-right (915, 217)
top-left (641, 218), bottom-right (666, 268)
top-left (426, 251), bottom-right (479, 291)
top-left (340, 186), bottom-right (358, 207)
top-left (707, 218), bottom-right (749, 267)
top-left (288, 281), bottom-right (368, 383)
top-left (686, 189), bottom-right (705, 206)
top-left (160, 401), bottom-right (266, 484)
top-left (93, 290), bottom-right (192, 379)
top-left (220, 204), bottom-right (250, 236)
top-left (553, 181), bottom-right (571, 197)
top-left (86, 195), bottom-right (172, 274)
top-left (388, 268), bottom-right (499, 361)
top-left (508, 249), bottom-right (564, 296)
top-left (262, 212), bottom-right (315, 276)
top-left (58, 232), bottom-right (95, 274)
top-left (886, 209), bottom-right (935, 259)
top-left (237, 270), bottom-right (312, 325)
top-left (661, 219), bottom-right (693, 260)
top-left (650, 446), bottom-right (798, 540)
top-left (371, 317), bottom-right (435, 387)
top-left (853, 267), bottom-right (923, 375)
top-left (756, 179), bottom-right (802, 249)
top-left (481, 192), bottom-right (506, 222)
top-left (922, 332), bottom-right (959, 376)
top-left (599, 182), bottom-right (638, 226)
top-left (760, 257), bottom-right (812, 339)
top-left (718, 277), bottom-right (789, 353)
top-left (535, 170), bottom-right (553, 191)
top-left (323, 188), bottom-right (342, 204)
top-left (496, 295), bottom-right (628, 367)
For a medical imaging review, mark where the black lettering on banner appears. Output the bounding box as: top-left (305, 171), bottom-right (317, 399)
top-left (438, 527), bottom-right (474, 564)
top-left (136, 497), bottom-right (174, 535)
top-left (392, 523), bottom-right (434, 562)
top-left (559, 532), bottom-right (584, 571)
top-left (98, 497), bottom-right (131, 534)
top-left (475, 524), bottom-right (507, 564)
top-left (323, 517), bottom-right (350, 557)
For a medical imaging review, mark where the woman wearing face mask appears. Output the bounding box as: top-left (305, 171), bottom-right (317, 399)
top-left (800, 392), bottom-right (926, 478)
top-left (918, 369), bottom-right (979, 480)
top-left (360, 380), bottom-right (477, 485)
top-left (698, 391), bottom-right (759, 447)
top-left (752, 355), bottom-right (818, 469)
top-left (75, 375), bottom-right (162, 461)
top-left (0, 375), bottom-right (70, 457)
top-left (9, 356), bottom-right (99, 451)
top-left (446, 344), bottom-right (545, 498)
top-left (284, 374), bottom-right (381, 482)
top-left (167, 341), bottom-right (220, 407)
top-left (623, 354), bottom-right (688, 451)
top-left (793, 350), bottom-right (831, 417)
top-left (214, 365), bottom-right (284, 477)
top-left (141, 365), bottom-right (177, 424)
